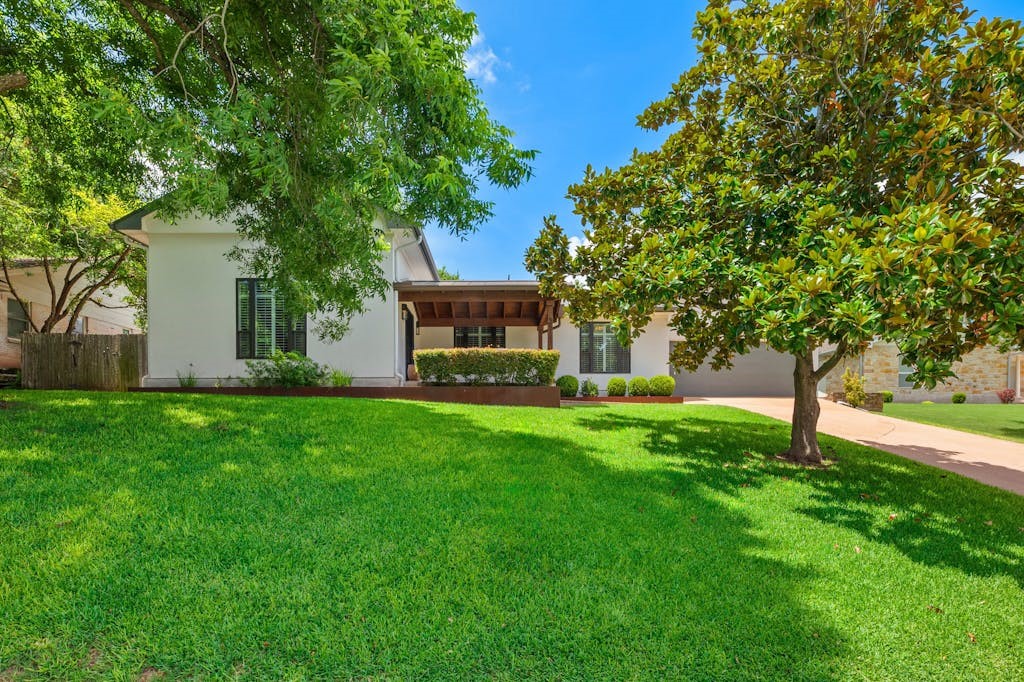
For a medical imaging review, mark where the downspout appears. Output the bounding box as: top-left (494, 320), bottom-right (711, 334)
top-left (393, 233), bottom-right (423, 385)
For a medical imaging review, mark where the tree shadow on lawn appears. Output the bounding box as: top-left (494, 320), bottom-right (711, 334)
top-left (575, 409), bottom-right (1024, 588)
top-left (0, 392), bottom-right (845, 680)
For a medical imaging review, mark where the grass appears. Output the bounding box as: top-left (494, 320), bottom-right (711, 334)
top-left (1, 391), bottom-right (1022, 681)
top-left (884, 402), bottom-right (1024, 443)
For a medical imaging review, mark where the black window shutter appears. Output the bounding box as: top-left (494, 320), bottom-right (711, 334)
top-left (580, 324), bottom-right (593, 373)
top-left (237, 279), bottom-right (254, 359)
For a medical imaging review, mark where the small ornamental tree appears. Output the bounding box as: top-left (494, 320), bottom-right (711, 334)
top-left (527, 0), bottom-right (1024, 463)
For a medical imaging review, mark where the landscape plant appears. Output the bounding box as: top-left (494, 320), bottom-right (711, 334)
top-left (605, 377), bottom-right (627, 396)
top-left (556, 375), bottom-right (580, 398)
top-left (628, 376), bottom-right (650, 397)
top-left (414, 349), bottom-right (560, 386)
top-left (952, 392), bottom-right (967, 404)
top-left (243, 350), bottom-right (329, 388)
top-left (580, 379), bottom-right (599, 397)
top-left (328, 369), bottom-right (353, 388)
top-left (649, 375), bottom-right (676, 396)
top-left (841, 369), bottom-right (867, 409)
top-left (881, 391), bottom-right (894, 403)
top-left (997, 389), bottom-right (1017, 404)
top-left (526, 0), bottom-right (1024, 463)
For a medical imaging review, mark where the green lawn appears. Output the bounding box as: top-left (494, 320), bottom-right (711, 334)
top-left (1, 392), bottom-right (1022, 680)
top-left (884, 402), bottom-right (1024, 443)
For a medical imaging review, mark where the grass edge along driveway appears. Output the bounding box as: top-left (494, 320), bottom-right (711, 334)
top-left (1, 391), bottom-right (1022, 680)
top-left (884, 402), bottom-right (1024, 444)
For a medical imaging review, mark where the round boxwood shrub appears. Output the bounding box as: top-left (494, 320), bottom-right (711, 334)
top-left (581, 378), bottom-right (599, 397)
top-left (606, 377), bottom-right (627, 396)
top-left (881, 390), bottom-right (894, 403)
top-left (951, 392), bottom-right (967, 404)
top-left (649, 374), bottom-right (675, 396)
top-left (556, 375), bottom-right (579, 398)
top-left (628, 376), bottom-right (650, 397)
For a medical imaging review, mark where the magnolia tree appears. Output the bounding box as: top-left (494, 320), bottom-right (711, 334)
top-left (2, 1), bottom-right (534, 338)
top-left (526, 0), bottom-right (1024, 463)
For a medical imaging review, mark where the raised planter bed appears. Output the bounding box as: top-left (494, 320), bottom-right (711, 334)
top-left (562, 396), bottom-right (684, 404)
top-left (130, 385), bottom-right (561, 408)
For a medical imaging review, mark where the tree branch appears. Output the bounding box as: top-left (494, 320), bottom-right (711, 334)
top-left (811, 340), bottom-right (850, 382)
top-left (0, 72), bottom-right (28, 95)
top-left (0, 256), bottom-right (39, 333)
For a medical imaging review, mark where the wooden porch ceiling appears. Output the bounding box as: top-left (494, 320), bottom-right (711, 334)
top-left (395, 282), bottom-right (562, 328)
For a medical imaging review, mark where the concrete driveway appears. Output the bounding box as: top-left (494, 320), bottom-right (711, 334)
top-left (691, 397), bottom-right (1024, 496)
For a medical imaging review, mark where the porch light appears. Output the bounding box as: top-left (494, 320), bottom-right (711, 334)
top-left (416, 321), bottom-right (421, 335)
top-left (401, 304), bottom-right (410, 320)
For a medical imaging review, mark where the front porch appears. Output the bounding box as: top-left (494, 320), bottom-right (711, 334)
top-left (395, 280), bottom-right (563, 380)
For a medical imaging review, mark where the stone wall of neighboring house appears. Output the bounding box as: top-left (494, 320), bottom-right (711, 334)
top-left (822, 342), bottom-right (1020, 403)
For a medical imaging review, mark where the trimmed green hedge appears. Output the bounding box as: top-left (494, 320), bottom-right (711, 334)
top-left (414, 348), bottom-right (560, 386)
top-left (606, 377), bottom-right (627, 396)
top-left (649, 375), bottom-right (675, 396)
top-left (628, 376), bottom-right (650, 397)
top-left (556, 375), bottom-right (579, 397)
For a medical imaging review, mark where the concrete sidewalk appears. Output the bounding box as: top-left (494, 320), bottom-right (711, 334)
top-left (691, 397), bottom-right (1024, 496)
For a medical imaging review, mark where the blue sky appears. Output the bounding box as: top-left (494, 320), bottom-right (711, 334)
top-left (424, 0), bottom-right (1024, 281)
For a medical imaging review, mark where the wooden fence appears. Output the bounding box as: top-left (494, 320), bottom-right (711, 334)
top-left (20, 333), bottom-right (147, 391)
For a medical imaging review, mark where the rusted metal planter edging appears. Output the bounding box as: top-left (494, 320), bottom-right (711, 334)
top-left (562, 396), bottom-right (685, 404)
top-left (130, 385), bottom-right (562, 408)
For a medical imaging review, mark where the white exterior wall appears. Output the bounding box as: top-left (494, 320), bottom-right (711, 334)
top-left (143, 212), bottom-right (426, 386)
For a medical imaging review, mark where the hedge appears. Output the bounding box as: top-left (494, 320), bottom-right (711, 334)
top-left (628, 376), bottom-right (650, 396)
top-left (556, 375), bottom-right (579, 397)
top-left (649, 375), bottom-right (675, 396)
top-left (606, 377), bottom-right (627, 396)
top-left (414, 348), bottom-right (560, 386)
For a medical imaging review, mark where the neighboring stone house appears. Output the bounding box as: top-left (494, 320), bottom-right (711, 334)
top-left (0, 260), bottom-right (141, 369)
top-left (822, 342), bottom-right (1023, 403)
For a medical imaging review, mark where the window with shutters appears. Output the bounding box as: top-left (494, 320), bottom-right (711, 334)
top-left (579, 322), bottom-right (630, 373)
top-left (236, 279), bottom-right (306, 359)
top-left (454, 326), bottom-right (505, 348)
top-left (6, 297), bottom-right (29, 341)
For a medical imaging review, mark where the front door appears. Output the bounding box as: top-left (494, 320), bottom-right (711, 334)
top-left (405, 313), bottom-right (416, 379)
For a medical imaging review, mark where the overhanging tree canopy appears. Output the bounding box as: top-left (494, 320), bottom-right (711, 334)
top-left (526, 0), bottom-right (1024, 463)
top-left (2, 1), bottom-right (535, 338)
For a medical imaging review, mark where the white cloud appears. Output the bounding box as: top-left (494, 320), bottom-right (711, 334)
top-left (568, 235), bottom-right (591, 258)
top-left (464, 33), bottom-right (502, 85)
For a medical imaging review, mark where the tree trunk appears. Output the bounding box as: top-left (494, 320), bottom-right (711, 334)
top-left (0, 72), bottom-right (28, 94)
top-left (785, 351), bottom-right (823, 464)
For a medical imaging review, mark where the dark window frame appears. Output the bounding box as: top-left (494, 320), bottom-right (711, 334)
top-left (235, 278), bottom-right (307, 359)
top-left (580, 322), bottom-right (631, 374)
top-left (453, 326), bottom-right (506, 348)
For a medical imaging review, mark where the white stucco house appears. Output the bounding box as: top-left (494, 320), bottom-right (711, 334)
top-left (110, 205), bottom-right (799, 395)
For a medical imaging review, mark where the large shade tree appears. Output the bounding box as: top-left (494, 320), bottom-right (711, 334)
top-left (2, 1), bottom-right (534, 337)
top-left (526, 0), bottom-right (1024, 463)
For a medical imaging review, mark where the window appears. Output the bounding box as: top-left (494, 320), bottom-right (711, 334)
top-left (236, 279), bottom-right (306, 359)
top-left (580, 322), bottom-right (630, 373)
top-left (73, 317), bottom-right (86, 334)
top-left (454, 326), bottom-right (505, 348)
top-left (898, 356), bottom-right (915, 388)
top-left (6, 298), bottom-right (29, 340)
